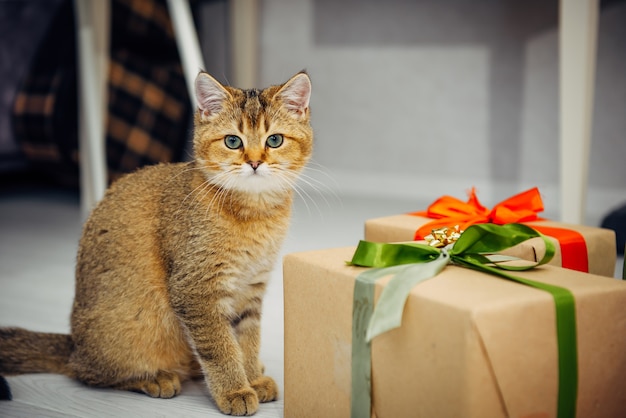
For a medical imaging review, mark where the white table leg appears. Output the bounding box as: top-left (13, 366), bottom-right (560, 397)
top-left (74, 0), bottom-right (110, 219)
top-left (229, 0), bottom-right (258, 89)
top-left (166, 0), bottom-right (207, 106)
top-left (167, 0), bottom-right (258, 96)
top-left (559, 0), bottom-right (599, 224)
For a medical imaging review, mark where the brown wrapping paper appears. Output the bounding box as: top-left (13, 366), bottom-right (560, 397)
top-left (364, 214), bottom-right (616, 277)
top-left (283, 247), bottom-right (626, 418)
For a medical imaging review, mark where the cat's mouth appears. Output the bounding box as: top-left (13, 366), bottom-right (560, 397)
top-left (210, 164), bottom-right (291, 194)
top-left (243, 163), bottom-right (269, 178)
top-left (240, 165), bottom-right (277, 187)
top-left (200, 160), bottom-right (297, 194)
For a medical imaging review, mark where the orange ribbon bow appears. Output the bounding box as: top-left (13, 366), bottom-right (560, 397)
top-left (412, 187), bottom-right (544, 239)
top-left (411, 187), bottom-right (589, 272)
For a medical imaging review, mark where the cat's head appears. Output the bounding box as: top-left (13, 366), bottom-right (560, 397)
top-left (192, 72), bottom-right (313, 195)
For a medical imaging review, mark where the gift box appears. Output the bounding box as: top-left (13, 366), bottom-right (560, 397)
top-left (364, 188), bottom-right (616, 277)
top-left (365, 215), bottom-right (616, 277)
top-left (283, 246), bottom-right (626, 418)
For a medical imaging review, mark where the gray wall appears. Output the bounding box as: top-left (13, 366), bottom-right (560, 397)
top-left (257, 0), bottom-right (626, 224)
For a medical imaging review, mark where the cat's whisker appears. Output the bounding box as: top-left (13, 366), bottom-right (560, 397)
top-left (293, 179), bottom-right (326, 218)
top-left (204, 180), bottom-right (228, 218)
top-left (297, 171), bottom-right (337, 196)
top-left (301, 167), bottom-right (339, 192)
top-left (290, 183), bottom-right (316, 218)
top-left (212, 184), bottom-right (231, 217)
top-left (294, 162), bottom-right (343, 212)
top-left (173, 167), bottom-right (221, 214)
top-left (167, 164), bottom-right (207, 184)
top-left (202, 171), bottom-right (240, 220)
top-left (182, 176), bottom-right (213, 208)
top-left (271, 168), bottom-right (322, 218)
top-left (196, 181), bottom-right (221, 216)
top-left (184, 174), bottom-right (225, 215)
top-left (218, 171), bottom-right (240, 212)
top-left (300, 161), bottom-right (342, 201)
top-left (280, 166), bottom-right (327, 199)
top-left (296, 172), bottom-right (341, 213)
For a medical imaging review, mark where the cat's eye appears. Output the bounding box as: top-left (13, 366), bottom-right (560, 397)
top-left (266, 134), bottom-right (284, 148)
top-left (224, 135), bottom-right (243, 149)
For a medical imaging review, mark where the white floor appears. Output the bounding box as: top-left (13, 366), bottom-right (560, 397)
top-left (0, 183), bottom-right (623, 417)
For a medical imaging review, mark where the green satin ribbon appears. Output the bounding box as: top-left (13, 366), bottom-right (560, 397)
top-left (349, 223), bottom-right (577, 418)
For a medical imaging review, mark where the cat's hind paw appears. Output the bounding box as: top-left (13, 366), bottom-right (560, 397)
top-left (116, 370), bottom-right (181, 399)
top-left (216, 387), bottom-right (259, 416)
top-left (251, 376), bottom-right (278, 403)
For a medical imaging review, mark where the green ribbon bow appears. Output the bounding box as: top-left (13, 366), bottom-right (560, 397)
top-left (349, 223), bottom-right (577, 418)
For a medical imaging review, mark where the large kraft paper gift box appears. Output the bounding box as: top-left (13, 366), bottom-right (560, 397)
top-left (283, 246), bottom-right (626, 418)
top-left (364, 188), bottom-right (616, 277)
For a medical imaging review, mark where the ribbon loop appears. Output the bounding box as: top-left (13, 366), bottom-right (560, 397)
top-left (413, 187), bottom-right (544, 240)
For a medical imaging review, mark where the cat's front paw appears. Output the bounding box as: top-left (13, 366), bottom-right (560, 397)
top-left (215, 387), bottom-right (258, 416)
top-left (250, 376), bottom-right (278, 403)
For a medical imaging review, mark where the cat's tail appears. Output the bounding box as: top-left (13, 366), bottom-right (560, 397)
top-left (0, 328), bottom-right (75, 380)
top-left (0, 375), bottom-right (11, 400)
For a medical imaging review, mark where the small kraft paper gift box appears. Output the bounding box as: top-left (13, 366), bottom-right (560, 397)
top-left (283, 224), bottom-right (626, 418)
top-left (364, 188), bottom-right (616, 277)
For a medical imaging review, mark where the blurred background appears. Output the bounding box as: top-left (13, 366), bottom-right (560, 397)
top-left (258, 0), bottom-right (626, 228)
top-left (1, 0), bottom-right (625, 225)
top-left (0, 1), bottom-right (624, 415)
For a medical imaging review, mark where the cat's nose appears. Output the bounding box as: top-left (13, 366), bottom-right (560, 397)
top-left (248, 161), bottom-right (262, 170)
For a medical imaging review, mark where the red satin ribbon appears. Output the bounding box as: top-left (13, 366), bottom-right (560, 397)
top-left (411, 187), bottom-right (589, 272)
top-left (529, 225), bottom-right (589, 273)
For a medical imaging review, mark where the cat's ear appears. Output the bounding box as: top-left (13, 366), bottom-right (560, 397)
top-left (277, 72), bottom-right (311, 119)
top-left (195, 72), bottom-right (231, 119)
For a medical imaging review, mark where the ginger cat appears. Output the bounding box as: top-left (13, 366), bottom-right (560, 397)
top-left (0, 71), bottom-right (313, 415)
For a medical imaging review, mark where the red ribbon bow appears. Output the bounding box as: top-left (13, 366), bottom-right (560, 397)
top-left (412, 187), bottom-right (544, 239)
top-left (411, 187), bottom-right (588, 272)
